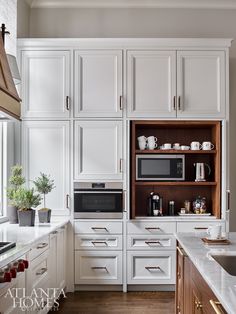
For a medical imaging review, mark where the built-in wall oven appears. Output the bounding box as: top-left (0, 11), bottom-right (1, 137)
top-left (74, 182), bottom-right (123, 219)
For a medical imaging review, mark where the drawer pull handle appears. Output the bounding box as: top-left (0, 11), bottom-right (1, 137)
top-left (145, 227), bottom-right (161, 230)
top-left (36, 243), bottom-right (48, 249)
top-left (120, 95), bottom-right (123, 110)
top-left (91, 227), bottom-right (108, 231)
top-left (36, 267), bottom-right (47, 276)
top-left (91, 241), bottom-right (108, 246)
top-left (66, 96), bottom-right (70, 110)
top-left (210, 300), bottom-right (224, 314)
top-left (145, 241), bottom-right (161, 245)
top-left (145, 266), bottom-right (161, 271)
top-left (91, 266), bottom-right (108, 272)
top-left (194, 227), bottom-right (208, 230)
top-left (177, 246), bottom-right (188, 257)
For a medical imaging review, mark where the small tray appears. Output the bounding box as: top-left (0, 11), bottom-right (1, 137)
top-left (178, 213), bottom-right (211, 216)
top-left (202, 237), bottom-right (231, 245)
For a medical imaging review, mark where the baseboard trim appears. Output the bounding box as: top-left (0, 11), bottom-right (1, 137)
top-left (74, 284), bottom-right (175, 292)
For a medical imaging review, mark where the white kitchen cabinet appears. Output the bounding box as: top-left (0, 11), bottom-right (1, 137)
top-left (177, 50), bottom-right (226, 118)
top-left (74, 50), bottom-right (123, 118)
top-left (127, 50), bottom-right (226, 118)
top-left (21, 50), bottom-right (71, 118)
top-left (74, 120), bottom-right (123, 180)
top-left (127, 50), bottom-right (176, 118)
top-left (22, 121), bottom-right (70, 215)
top-left (56, 227), bottom-right (67, 290)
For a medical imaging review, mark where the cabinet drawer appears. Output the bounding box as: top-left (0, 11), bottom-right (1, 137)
top-left (74, 221), bottom-right (122, 234)
top-left (127, 235), bottom-right (175, 250)
top-left (177, 221), bottom-right (225, 233)
top-left (75, 251), bottom-right (122, 284)
top-left (127, 251), bottom-right (176, 284)
top-left (75, 234), bottom-right (122, 250)
top-left (28, 236), bottom-right (49, 261)
top-left (127, 221), bottom-right (176, 234)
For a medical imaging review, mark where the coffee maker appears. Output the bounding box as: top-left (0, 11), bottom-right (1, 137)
top-left (147, 192), bottom-right (162, 216)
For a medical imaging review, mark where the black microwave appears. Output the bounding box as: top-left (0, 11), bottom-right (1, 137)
top-left (136, 154), bottom-right (185, 181)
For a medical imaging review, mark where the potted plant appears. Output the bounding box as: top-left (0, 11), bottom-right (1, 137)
top-left (10, 187), bottom-right (42, 226)
top-left (7, 165), bottom-right (25, 224)
top-left (33, 173), bottom-right (55, 223)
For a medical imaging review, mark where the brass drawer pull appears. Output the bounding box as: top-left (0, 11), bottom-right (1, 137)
top-left (145, 266), bottom-right (161, 270)
top-left (177, 246), bottom-right (188, 257)
top-left (36, 267), bottom-right (47, 276)
top-left (36, 242), bottom-right (48, 249)
top-left (145, 241), bottom-right (161, 245)
top-left (91, 227), bottom-right (108, 231)
top-left (210, 300), bottom-right (224, 314)
top-left (91, 266), bottom-right (108, 272)
top-left (91, 241), bottom-right (108, 246)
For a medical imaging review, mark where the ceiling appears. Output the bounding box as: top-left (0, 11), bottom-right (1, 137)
top-left (26, 0), bottom-right (236, 9)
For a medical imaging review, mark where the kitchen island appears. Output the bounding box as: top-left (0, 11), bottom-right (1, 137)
top-left (176, 232), bottom-right (236, 314)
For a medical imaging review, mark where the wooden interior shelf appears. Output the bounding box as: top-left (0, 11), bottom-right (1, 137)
top-left (135, 149), bottom-right (217, 154)
top-left (130, 120), bottom-right (221, 219)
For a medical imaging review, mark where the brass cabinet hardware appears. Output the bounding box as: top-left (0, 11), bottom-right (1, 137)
top-left (195, 300), bottom-right (203, 310)
top-left (210, 300), bottom-right (224, 314)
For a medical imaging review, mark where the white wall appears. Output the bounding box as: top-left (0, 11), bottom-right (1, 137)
top-left (17, 7), bottom-right (236, 230)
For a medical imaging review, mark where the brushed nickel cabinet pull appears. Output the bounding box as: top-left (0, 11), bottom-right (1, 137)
top-left (145, 227), bottom-right (161, 230)
top-left (145, 266), bottom-right (161, 270)
top-left (178, 96), bottom-right (181, 110)
top-left (66, 194), bottom-right (70, 209)
top-left (91, 241), bottom-right (108, 246)
top-left (119, 95), bottom-right (123, 110)
top-left (119, 158), bottom-right (123, 173)
top-left (194, 227), bottom-right (208, 230)
top-left (227, 190), bottom-right (230, 210)
top-left (91, 266), bottom-right (108, 272)
top-left (91, 227), bottom-right (108, 231)
top-left (173, 96), bottom-right (176, 110)
top-left (36, 242), bottom-right (48, 249)
top-left (209, 300), bottom-right (224, 314)
top-left (145, 241), bottom-right (161, 245)
top-left (66, 96), bottom-right (70, 110)
top-left (36, 267), bottom-right (47, 276)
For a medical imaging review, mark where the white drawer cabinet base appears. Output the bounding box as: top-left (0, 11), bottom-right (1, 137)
top-left (75, 251), bottom-right (122, 285)
top-left (75, 234), bottom-right (122, 250)
top-left (127, 235), bottom-right (175, 250)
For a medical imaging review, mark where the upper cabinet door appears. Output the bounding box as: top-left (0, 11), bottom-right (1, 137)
top-left (21, 50), bottom-right (71, 118)
top-left (74, 50), bottom-right (123, 118)
top-left (127, 50), bottom-right (177, 118)
top-left (22, 121), bottom-right (70, 215)
top-left (74, 120), bottom-right (123, 181)
top-left (177, 51), bottom-right (226, 118)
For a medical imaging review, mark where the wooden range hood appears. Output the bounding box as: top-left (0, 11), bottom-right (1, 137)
top-left (0, 28), bottom-right (21, 120)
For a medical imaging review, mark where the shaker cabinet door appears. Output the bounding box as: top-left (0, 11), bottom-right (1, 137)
top-left (21, 50), bottom-right (71, 118)
top-left (127, 50), bottom-right (177, 118)
top-left (22, 121), bottom-right (70, 215)
top-left (74, 120), bottom-right (123, 180)
top-left (177, 50), bottom-right (226, 118)
top-left (74, 50), bottom-right (123, 118)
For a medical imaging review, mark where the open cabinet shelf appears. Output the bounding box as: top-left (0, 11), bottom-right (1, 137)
top-left (130, 120), bottom-right (221, 219)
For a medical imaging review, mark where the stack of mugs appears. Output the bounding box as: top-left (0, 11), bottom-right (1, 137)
top-left (137, 136), bottom-right (157, 150)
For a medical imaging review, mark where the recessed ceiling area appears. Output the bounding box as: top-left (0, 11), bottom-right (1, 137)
top-left (28, 0), bottom-right (236, 9)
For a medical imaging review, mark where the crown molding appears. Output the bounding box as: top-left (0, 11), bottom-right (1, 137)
top-left (30, 0), bottom-right (236, 9)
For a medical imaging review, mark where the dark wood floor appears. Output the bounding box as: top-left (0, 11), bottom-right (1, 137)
top-left (52, 291), bottom-right (175, 314)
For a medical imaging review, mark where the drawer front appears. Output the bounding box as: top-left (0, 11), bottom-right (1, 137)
top-left (177, 221), bottom-right (226, 233)
top-left (127, 235), bottom-right (175, 250)
top-left (28, 250), bottom-right (50, 291)
top-left (74, 221), bottom-right (122, 234)
top-left (75, 251), bottom-right (122, 284)
top-left (127, 251), bottom-right (176, 284)
top-left (75, 234), bottom-right (122, 250)
top-left (29, 236), bottom-right (49, 261)
top-left (127, 221), bottom-right (176, 234)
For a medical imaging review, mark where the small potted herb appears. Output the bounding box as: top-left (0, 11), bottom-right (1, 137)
top-left (11, 187), bottom-right (42, 226)
top-left (7, 165), bottom-right (25, 224)
top-left (33, 173), bottom-right (55, 223)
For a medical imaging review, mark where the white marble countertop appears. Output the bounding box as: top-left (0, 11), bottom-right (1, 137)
top-left (0, 218), bottom-right (70, 268)
top-left (176, 232), bottom-right (236, 314)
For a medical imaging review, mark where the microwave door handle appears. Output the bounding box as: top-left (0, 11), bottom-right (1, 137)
top-left (74, 191), bottom-right (122, 194)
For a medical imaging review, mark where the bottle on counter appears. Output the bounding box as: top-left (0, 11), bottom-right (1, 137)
top-left (168, 200), bottom-right (175, 216)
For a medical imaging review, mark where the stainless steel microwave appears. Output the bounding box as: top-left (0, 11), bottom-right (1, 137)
top-left (74, 182), bottom-right (123, 219)
top-left (136, 154), bottom-right (185, 181)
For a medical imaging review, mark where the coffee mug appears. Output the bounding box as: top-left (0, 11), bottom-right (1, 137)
top-left (147, 142), bottom-right (157, 150)
top-left (138, 140), bottom-right (146, 150)
top-left (191, 141), bottom-right (202, 150)
top-left (202, 142), bottom-right (214, 150)
top-left (147, 136), bottom-right (157, 143)
top-left (173, 143), bottom-right (180, 150)
top-left (181, 145), bottom-right (190, 150)
top-left (207, 225), bottom-right (222, 239)
top-left (163, 143), bottom-right (172, 149)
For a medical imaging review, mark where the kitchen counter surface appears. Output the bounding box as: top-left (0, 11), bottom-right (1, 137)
top-left (0, 218), bottom-right (70, 268)
top-left (176, 232), bottom-right (236, 314)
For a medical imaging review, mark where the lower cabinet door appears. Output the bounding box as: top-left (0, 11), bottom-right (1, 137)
top-left (75, 251), bottom-right (122, 284)
top-left (127, 251), bottom-right (175, 284)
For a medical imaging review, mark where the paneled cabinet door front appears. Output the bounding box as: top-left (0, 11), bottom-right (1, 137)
top-left (177, 50), bottom-right (226, 118)
top-left (74, 120), bottom-right (123, 180)
top-left (22, 121), bottom-right (70, 215)
top-left (127, 50), bottom-right (176, 118)
top-left (74, 50), bottom-right (123, 118)
top-left (21, 50), bottom-right (70, 118)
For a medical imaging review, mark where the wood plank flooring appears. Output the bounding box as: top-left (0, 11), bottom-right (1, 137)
top-left (53, 291), bottom-right (175, 314)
